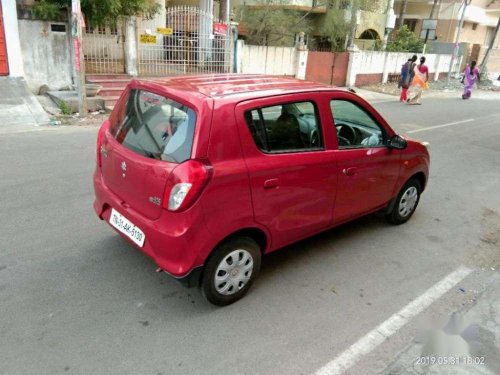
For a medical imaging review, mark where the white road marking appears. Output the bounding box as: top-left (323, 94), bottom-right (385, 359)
top-left (406, 119), bottom-right (474, 134)
top-left (314, 266), bottom-right (473, 375)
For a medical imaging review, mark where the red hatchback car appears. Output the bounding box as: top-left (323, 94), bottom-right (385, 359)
top-left (93, 74), bottom-right (430, 305)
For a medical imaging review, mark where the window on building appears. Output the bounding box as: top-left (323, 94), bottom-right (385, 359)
top-left (98, 25), bottom-right (106, 35)
top-left (485, 27), bottom-right (494, 47)
top-left (50, 24), bottom-right (66, 33)
top-left (84, 16), bottom-right (94, 33)
top-left (110, 23), bottom-right (118, 36)
top-left (403, 19), bottom-right (418, 32)
top-left (472, 23), bottom-right (478, 30)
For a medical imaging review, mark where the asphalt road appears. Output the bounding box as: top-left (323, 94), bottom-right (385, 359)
top-left (1, 92), bottom-right (499, 375)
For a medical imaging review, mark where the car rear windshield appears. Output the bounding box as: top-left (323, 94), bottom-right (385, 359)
top-left (110, 89), bottom-right (196, 163)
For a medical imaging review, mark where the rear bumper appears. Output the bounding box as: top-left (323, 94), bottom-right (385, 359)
top-left (93, 168), bottom-right (211, 284)
top-left (170, 265), bottom-right (204, 288)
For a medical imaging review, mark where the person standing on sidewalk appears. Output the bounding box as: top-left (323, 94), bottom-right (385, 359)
top-left (399, 55), bottom-right (418, 102)
top-left (407, 56), bottom-right (429, 105)
top-left (462, 61), bottom-right (480, 99)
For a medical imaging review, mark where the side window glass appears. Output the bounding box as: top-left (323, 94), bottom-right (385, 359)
top-left (330, 100), bottom-right (385, 149)
top-left (244, 101), bottom-right (323, 153)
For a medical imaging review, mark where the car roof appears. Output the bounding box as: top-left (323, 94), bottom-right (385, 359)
top-left (133, 74), bottom-right (348, 101)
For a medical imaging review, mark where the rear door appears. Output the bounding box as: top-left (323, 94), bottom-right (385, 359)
top-left (236, 93), bottom-right (337, 249)
top-left (100, 88), bottom-right (198, 219)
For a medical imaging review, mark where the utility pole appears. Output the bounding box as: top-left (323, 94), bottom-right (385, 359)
top-left (219, 0), bottom-right (229, 23)
top-left (395, 0), bottom-right (408, 30)
top-left (71, 0), bottom-right (87, 116)
top-left (383, 0), bottom-right (396, 50)
top-left (446, 0), bottom-right (472, 88)
top-left (347, 0), bottom-right (360, 50)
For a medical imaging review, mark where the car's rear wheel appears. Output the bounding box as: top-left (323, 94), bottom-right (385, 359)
top-left (201, 237), bottom-right (261, 306)
top-left (386, 178), bottom-right (422, 225)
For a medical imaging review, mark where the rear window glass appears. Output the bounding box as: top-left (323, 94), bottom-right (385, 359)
top-left (110, 89), bottom-right (196, 163)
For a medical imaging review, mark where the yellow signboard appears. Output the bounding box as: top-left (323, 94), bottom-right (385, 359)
top-left (156, 27), bottom-right (173, 35)
top-left (140, 34), bottom-right (157, 44)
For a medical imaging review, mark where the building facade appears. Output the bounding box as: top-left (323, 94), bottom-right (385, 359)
top-left (394, 0), bottom-right (500, 74)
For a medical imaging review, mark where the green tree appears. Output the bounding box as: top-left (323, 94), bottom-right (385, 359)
top-left (237, 1), bottom-right (313, 46)
top-left (33, 0), bottom-right (160, 25)
top-left (317, 9), bottom-right (350, 51)
top-left (238, 0), bottom-right (379, 49)
top-left (386, 25), bottom-right (424, 52)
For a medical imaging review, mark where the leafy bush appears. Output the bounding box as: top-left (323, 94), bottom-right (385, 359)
top-left (387, 25), bottom-right (424, 53)
top-left (59, 100), bottom-right (72, 115)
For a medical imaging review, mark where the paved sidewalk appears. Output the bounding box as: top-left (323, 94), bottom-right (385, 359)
top-left (355, 84), bottom-right (500, 103)
top-left (0, 77), bottom-right (49, 133)
top-left (382, 273), bottom-right (500, 375)
top-left (352, 88), bottom-right (398, 103)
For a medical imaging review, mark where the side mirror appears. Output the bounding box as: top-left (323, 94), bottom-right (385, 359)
top-left (388, 135), bottom-right (407, 150)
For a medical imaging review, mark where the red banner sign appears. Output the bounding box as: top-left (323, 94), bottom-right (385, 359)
top-left (213, 23), bottom-right (228, 36)
top-left (74, 38), bottom-right (81, 72)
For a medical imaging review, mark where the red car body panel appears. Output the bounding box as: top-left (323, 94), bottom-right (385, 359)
top-left (93, 74), bottom-right (430, 284)
top-left (235, 93), bottom-right (338, 249)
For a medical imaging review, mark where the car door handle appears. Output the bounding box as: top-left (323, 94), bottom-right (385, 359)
top-left (263, 178), bottom-right (279, 189)
top-left (342, 167), bottom-right (357, 176)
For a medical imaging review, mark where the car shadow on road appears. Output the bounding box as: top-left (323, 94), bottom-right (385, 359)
top-left (89, 213), bottom-right (391, 315)
top-left (258, 213), bottom-right (388, 282)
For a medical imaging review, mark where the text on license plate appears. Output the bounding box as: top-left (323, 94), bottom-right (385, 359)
top-left (109, 208), bottom-right (145, 247)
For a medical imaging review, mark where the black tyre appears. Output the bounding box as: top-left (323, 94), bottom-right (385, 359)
top-left (386, 178), bottom-right (422, 225)
top-left (201, 237), bottom-right (261, 306)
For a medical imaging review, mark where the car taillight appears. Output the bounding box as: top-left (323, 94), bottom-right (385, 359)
top-left (96, 120), bottom-right (110, 167)
top-left (163, 160), bottom-right (212, 212)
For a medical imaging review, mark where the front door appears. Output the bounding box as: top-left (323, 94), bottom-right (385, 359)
top-left (330, 95), bottom-right (401, 223)
top-left (236, 94), bottom-right (337, 250)
top-left (0, 2), bottom-right (9, 76)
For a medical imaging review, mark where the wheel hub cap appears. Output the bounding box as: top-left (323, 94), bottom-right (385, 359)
top-left (214, 249), bottom-right (254, 296)
top-left (399, 186), bottom-right (418, 218)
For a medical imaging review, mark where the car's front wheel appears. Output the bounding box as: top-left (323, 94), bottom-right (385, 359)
top-left (386, 178), bottom-right (422, 225)
top-left (201, 237), bottom-right (261, 306)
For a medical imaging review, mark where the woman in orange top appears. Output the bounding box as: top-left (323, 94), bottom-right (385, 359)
top-left (407, 56), bottom-right (429, 105)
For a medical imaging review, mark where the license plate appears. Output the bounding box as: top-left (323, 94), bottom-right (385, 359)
top-left (109, 208), bottom-right (145, 247)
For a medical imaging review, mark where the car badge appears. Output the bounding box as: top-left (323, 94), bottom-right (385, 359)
top-left (148, 196), bottom-right (161, 206)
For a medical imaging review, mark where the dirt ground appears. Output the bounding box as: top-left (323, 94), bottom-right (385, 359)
top-left (48, 111), bottom-right (109, 127)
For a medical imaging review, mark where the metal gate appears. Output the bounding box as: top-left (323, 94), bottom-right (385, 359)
top-left (137, 6), bottom-right (232, 76)
top-left (305, 52), bottom-right (349, 86)
top-left (83, 21), bottom-right (125, 74)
